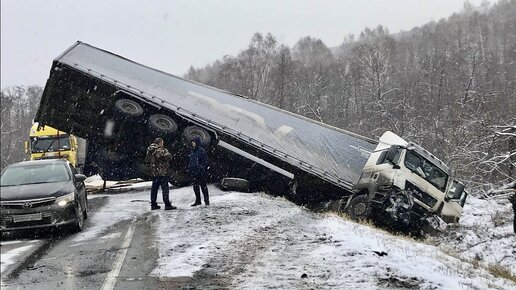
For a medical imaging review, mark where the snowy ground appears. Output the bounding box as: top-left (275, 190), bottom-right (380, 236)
top-left (0, 240), bottom-right (40, 274)
top-left (146, 187), bottom-right (514, 289)
top-left (64, 184), bottom-right (513, 289)
top-left (3, 181), bottom-right (514, 289)
top-left (433, 195), bottom-right (516, 275)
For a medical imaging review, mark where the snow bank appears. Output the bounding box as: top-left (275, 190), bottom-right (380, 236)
top-left (435, 195), bottom-right (516, 274)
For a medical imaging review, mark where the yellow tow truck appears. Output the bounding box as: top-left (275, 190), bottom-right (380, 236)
top-left (25, 123), bottom-right (86, 171)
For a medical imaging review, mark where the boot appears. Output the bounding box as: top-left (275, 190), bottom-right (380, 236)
top-left (165, 204), bottom-right (177, 210)
top-left (191, 202), bottom-right (201, 207)
top-left (151, 204), bottom-right (161, 210)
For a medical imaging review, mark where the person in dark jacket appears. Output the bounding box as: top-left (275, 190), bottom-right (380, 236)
top-left (187, 136), bottom-right (209, 206)
top-left (146, 137), bottom-right (176, 210)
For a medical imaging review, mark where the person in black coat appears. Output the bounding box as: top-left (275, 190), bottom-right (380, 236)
top-left (187, 136), bottom-right (210, 206)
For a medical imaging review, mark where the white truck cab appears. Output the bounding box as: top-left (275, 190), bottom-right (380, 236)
top-left (350, 131), bottom-right (466, 229)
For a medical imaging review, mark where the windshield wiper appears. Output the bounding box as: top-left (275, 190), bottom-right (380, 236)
top-left (40, 138), bottom-right (58, 157)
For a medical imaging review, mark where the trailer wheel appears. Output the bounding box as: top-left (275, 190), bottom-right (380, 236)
top-left (148, 114), bottom-right (178, 135)
top-left (182, 126), bottom-right (212, 148)
top-left (114, 99), bottom-right (144, 117)
top-left (169, 171), bottom-right (191, 187)
top-left (346, 195), bottom-right (372, 221)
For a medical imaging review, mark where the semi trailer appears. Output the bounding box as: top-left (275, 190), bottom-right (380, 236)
top-left (35, 42), bottom-right (467, 230)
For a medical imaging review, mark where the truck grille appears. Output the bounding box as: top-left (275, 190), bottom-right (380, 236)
top-left (406, 182), bottom-right (437, 208)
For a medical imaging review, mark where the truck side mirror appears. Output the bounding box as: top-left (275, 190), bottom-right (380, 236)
top-left (24, 140), bottom-right (29, 154)
top-left (74, 174), bottom-right (87, 182)
top-left (385, 145), bottom-right (398, 166)
top-left (446, 183), bottom-right (465, 202)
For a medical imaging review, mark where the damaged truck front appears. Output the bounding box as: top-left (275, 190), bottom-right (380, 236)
top-left (349, 132), bottom-right (468, 231)
top-left (35, 42), bottom-right (467, 233)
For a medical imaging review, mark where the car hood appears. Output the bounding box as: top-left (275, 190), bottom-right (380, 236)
top-left (0, 181), bottom-right (73, 201)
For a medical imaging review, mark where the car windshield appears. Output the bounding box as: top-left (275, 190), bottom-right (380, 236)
top-left (404, 150), bottom-right (448, 192)
top-left (0, 163), bottom-right (70, 186)
top-left (31, 136), bottom-right (71, 153)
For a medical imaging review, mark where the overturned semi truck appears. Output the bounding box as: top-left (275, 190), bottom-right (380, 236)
top-left (35, 42), bottom-right (468, 230)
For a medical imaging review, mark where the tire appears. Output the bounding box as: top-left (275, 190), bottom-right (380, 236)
top-left (182, 126), bottom-right (212, 148)
top-left (148, 114), bottom-right (178, 135)
top-left (83, 199), bottom-right (89, 220)
top-left (72, 202), bottom-right (84, 232)
top-left (220, 177), bottom-right (249, 192)
top-left (345, 195), bottom-right (372, 221)
top-left (114, 99), bottom-right (144, 117)
top-left (169, 171), bottom-right (191, 187)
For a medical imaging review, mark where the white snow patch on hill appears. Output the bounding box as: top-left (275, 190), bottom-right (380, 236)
top-left (149, 187), bottom-right (515, 289)
top-left (434, 195), bottom-right (516, 275)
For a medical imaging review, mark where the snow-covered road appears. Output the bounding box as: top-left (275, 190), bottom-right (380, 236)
top-left (2, 185), bottom-right (514, 289)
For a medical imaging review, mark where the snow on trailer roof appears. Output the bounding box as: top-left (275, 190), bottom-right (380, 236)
top-left (56, 41), bottom-right (377, 189)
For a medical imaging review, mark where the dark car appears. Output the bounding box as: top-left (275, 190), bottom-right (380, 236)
top-left (0, 159), bottom-right (88, 233)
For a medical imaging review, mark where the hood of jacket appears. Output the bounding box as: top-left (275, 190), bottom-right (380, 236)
top-left (192, 137), bottom-right (202, 151)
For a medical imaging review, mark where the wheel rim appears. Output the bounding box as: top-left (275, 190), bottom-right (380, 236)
top-left (354, 203), bottom-right (367, 216)
top-left (156, 118), bottom-right (171, 129)
top-left (193, 131), bottom-right (206, 139)
top-left (122, 103), bottom-right (138, 113)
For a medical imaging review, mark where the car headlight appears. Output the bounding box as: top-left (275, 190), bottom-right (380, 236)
top-left (56, 192), bottom-right (75, 207)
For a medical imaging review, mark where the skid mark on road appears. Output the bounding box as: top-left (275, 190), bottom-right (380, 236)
top-left (4, 239), bottom-right (54, 280)
top-left (1, 245), bottom-right (37, 274)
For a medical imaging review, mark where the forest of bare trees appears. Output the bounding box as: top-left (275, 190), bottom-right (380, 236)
top-left (184, 1), bottom-right (516, 191)
top-left (1, 1), bottom-right (514, 192)
top-left (0, 86), bottom-right (43, 169)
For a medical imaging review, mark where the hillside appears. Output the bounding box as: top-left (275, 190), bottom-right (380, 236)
top-left (184, 0), bottom-right (516, 192)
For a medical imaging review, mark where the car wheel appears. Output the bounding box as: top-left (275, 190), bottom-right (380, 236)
top-left (148, 114), bottom-right (178, 136)
top-left (182, 125), bottom-right (212, 148)
top-left (83, 199), bottom-right (89, 220)
top-left (345, 195), bottom-right (372, 221)
top-left (114, 99), bottom-right (144, 117)
top-left (72, 202), bottom-right (84, 232)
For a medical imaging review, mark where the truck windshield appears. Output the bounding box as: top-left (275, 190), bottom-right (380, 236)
top-left (0, 163), bottom-right (71, 186)
top-left (404, 150), bottom-right (448, 192)
top-left (31, 136), bottom-right (71, 153)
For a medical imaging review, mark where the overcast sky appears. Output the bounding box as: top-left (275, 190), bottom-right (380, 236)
top-left (1, 0), bottom-right (488, 88)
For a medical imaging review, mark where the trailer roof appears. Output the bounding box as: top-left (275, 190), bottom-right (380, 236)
top-left (55, 41), bottom-right (378, 189)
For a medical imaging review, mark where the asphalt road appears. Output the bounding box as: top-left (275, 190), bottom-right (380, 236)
top-left (0, 195), bottom-right (190, 290)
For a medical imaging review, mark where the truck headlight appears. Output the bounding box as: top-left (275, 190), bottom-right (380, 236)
top-left (56, 192), bottom-right (75, 207)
